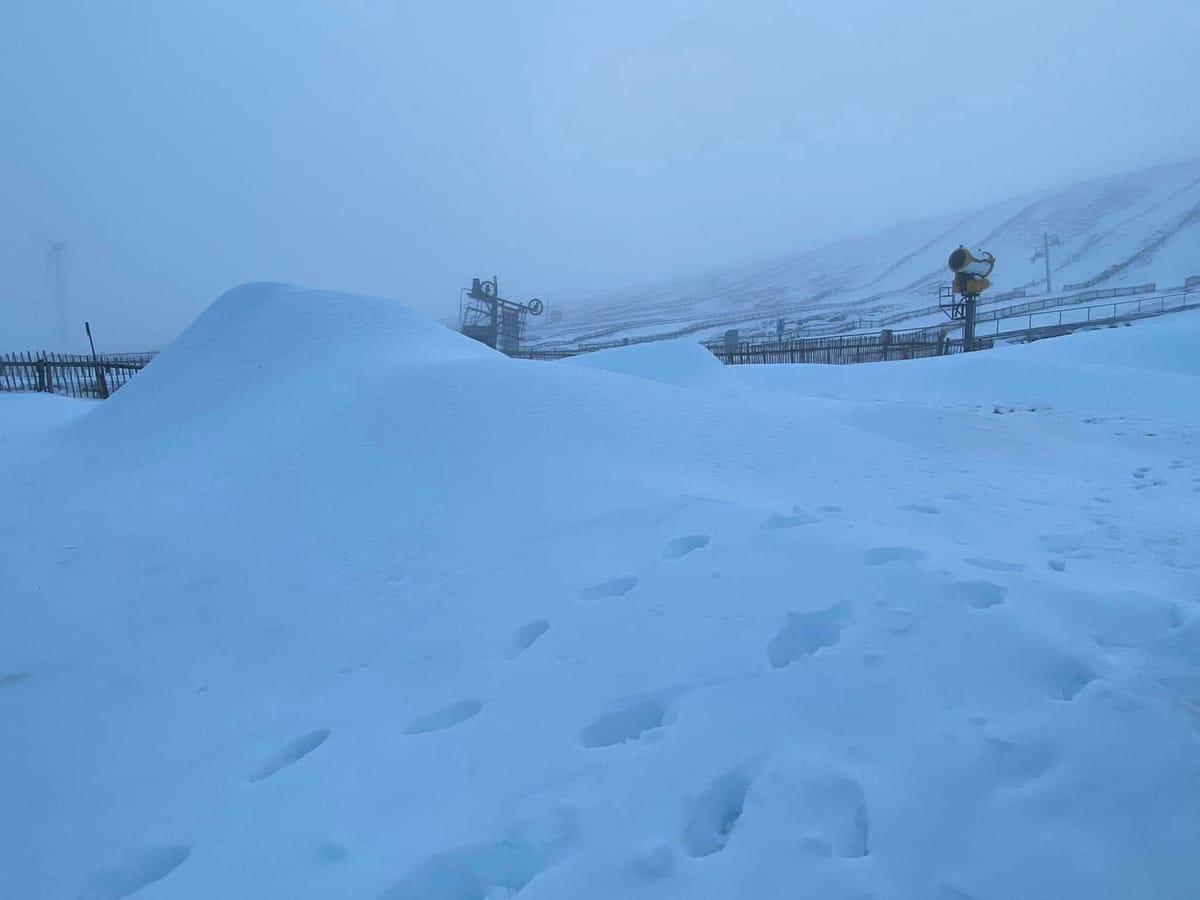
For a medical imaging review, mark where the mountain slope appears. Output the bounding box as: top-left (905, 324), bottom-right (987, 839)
top-left (530, 158), bottom-right (1200, 345)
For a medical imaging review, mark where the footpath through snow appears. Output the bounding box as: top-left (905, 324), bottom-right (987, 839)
top-left (2, 283), bottom-right (1198, 900)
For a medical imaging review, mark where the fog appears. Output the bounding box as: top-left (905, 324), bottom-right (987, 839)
top-left (2, 0), bottom-right (1197, 351)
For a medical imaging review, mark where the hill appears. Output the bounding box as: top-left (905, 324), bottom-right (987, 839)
top-left (529, 158), bottom-right (1200, 346)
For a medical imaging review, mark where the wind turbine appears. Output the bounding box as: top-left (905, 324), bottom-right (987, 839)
top-left (46, 240), bottom-right (67, 344)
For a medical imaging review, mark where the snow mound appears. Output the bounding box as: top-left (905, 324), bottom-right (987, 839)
top-left (563, 339), bottom-right (728, 388)
top-left (92, 281), bottom-right (495, 426)
top-left (164, 281), bottom-right (493, 369)
top-left (3, 290), bottom-right (1199, 900)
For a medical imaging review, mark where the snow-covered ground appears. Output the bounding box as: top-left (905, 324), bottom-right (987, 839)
top-left (528, 158), bottom-right (1200, 346)
top-left (3, 283), bottom-right (1199, 900)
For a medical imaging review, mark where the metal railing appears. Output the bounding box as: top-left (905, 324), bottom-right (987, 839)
top-left (975, 283), bottom-right (1158, 324)
top-left (979, 288), bottom-right (1198, 339)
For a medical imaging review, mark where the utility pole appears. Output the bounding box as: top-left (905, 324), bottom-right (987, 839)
top-left (1030, 232), bottom-right (1061, 294)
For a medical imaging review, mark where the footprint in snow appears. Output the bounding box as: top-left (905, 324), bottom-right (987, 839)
top-left (984, 733), bottom-right (1059, 788)
top-left (1036, 534), bottom-right (1090, 558)
top-left (0, 671), bottom-right (31, 690)
top-left (662, 534), bottom-right (710, 560)
top-left (507, 619), bottom-right (550, 659)
top-left (376, 809), bottom-right (579, 900)
top-left (949, 579), bottom-right (1007, 610)
top-left (1039, 655), bottom-right (1096, 701)
top-left (761, 507), bottom-right (820, 530)
top-left (899, 502), bottom-right (940, 515)
top-left (767, 600), bottom-right (853, 668)
top-left (79, 846), bottom-right (191, 900)
top-left (887, 607), bottom-right (916, 635)
top-left (403, 699), bottom-right (483, 735)
top-left (732, 760), bottom-right (869, 859)
top-left (248, 729), bottom-right (330, 783)
top-left (965, 557), bottom-right (1024, 573)
top-left (631, 844), bottom-right (675, 881)
top-left (316, 838), bottom-right (350, 863)
top-left (681, 769), bottom-right (754, 858)
top-left (579, 698), bottom-right (669, 748)
top-left (863, 546), bottom-right (926, 566)
top-left (578, 576), bottom-right (638, 601)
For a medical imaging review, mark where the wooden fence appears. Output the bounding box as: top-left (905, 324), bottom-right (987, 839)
top-left (512, 327), bottom-right (989, 365)
top-left (1, 352), bottom-right (156, 399)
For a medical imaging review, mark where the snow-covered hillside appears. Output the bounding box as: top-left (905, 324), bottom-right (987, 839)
top-left (530, 158), bottom-right (1200, 346)
top-left (3, 284), bottom-right (1199, 900)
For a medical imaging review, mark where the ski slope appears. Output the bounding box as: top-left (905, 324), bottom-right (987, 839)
top-left (3, 283), bottom-right (1199, 900)
top-left (529, 158), bottom-right (1200, 346)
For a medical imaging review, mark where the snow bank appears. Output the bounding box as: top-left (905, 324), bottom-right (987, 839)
top-left (735, 309), bottom-right (1200, 417)
top-left (3, 289), bottom-right (1198, 900)
top-left (1012, 310), bottom-right (1200, 377)
top-left (562, 339), bottom-right (728, 389)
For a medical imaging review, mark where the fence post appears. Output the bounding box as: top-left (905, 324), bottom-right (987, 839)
top-left (85, 322), bottom-right (110, 399)
top-left (36, 353), bottom-right (48, 392)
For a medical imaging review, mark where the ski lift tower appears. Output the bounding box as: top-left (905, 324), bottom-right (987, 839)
top-left (459, 276), bottom-right (544, 354)
top-left (940, 246), bottom-right (996, 351)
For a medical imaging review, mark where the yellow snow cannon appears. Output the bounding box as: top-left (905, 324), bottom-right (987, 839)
top-left (947, 246), bottom-right (995, 295)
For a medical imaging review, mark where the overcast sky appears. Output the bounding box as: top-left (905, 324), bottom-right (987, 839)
top-left (2, 0), bottom-right (1198, 350)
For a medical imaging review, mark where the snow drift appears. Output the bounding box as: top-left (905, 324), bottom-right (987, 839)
top-left (2, 284), bottom-right (1199, 900)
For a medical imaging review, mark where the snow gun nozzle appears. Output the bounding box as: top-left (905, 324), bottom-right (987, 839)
top-left (948, 247), bottom-right (995, 278)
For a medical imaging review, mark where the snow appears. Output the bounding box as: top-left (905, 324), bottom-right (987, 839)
top-left (3, 283), bottom-right (1199, 900)
top-left (0, 392), bottom-right (93, 447)
top-left (562, 339), bottom-right (728, 389)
